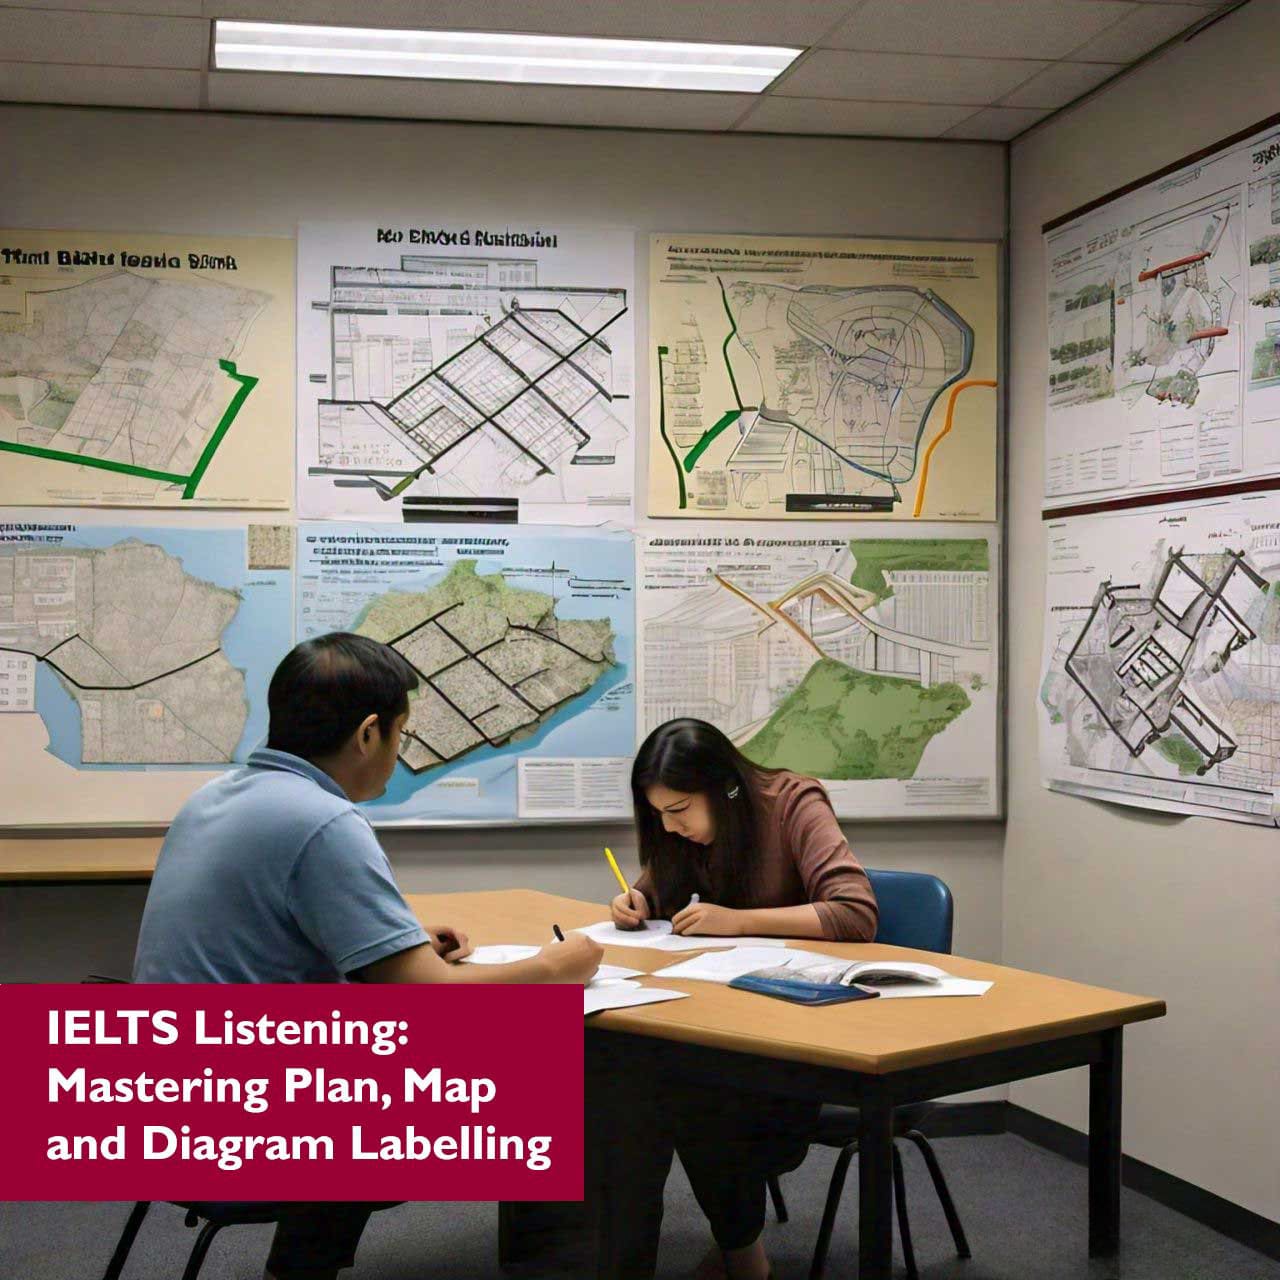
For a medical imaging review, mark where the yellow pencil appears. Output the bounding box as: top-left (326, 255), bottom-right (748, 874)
top-left (603, 846), bottom-right (630, 896)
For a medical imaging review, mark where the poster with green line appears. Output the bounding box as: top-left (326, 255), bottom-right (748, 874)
top-left (648, 232), bottom-right (998, 522)
top-left (638, 524), bottom-right (1000, 819)
top-left (0, 228), bottom-right (294, 508)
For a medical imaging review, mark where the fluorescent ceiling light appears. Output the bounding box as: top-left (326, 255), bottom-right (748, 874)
top-left (212, 21), bottom-right (802, 93)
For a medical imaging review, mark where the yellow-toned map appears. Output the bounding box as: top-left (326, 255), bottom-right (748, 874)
top-left (0, 229), bottom-right (293, 508)
top-left (648, 234), bottom-right (998, 521)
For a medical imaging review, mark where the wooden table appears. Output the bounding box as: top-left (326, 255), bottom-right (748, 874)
top-left (406, 889), bottom-right (1166, 1279)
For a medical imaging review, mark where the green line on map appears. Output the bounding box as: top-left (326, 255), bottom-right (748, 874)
top-left (683, 409), bottom-right (742, 473)
top-left (655, 345), bottom-right (687, 510)
top-left (182, 359), bottom-right (258, 499)
top-left (717, 276), bottom-right (744, 411)
top-left (0, 359), bottom-right (258, 499)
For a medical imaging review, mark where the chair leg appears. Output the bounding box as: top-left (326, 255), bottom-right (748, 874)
top-left (892, 1143), bottom-right (918, 1280)
top-left (809, 1143), bottom-right (857, 1280)
top-left (102, 1201), bottom-right (151, 1280)
top-left (180, 1222), bottom-right (224, 1280)
top-left (767, 1173), bottom-right (789, 1224)
top-left (904, 1129), bottom-right (972, 1259)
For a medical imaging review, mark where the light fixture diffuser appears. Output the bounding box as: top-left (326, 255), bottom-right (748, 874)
top-left (212, 21), bottom-right (802, 94)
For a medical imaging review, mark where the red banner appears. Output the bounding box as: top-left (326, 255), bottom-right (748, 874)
top-left (0, 984), bottom-right (583, 1201)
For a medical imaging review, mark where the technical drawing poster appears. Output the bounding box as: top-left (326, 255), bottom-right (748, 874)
top-left (647, 234), bottom-right (998, 521)
top-left (0, 229), bottom-right (293, 508)
top-left (297, 222), bottom-right (634, 524)
top-left (0, 515), bottom-right (293, 827)
top-left (1039, 493), bottom-right (1280, 825)
top-left (638, 525), bottom-right (999, 818)
top-left (296, 523), bottom-right (635, 824)
top-left (1043, 121), bottom-right (1280, 509)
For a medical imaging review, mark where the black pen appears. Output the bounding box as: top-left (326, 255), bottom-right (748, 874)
top-left (552, 924), bottom-right (565, 942)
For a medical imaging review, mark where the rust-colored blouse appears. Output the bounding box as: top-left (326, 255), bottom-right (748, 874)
top-left (634, 770), bottom-right (878, 943)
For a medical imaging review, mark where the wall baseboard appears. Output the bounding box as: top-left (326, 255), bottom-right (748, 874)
top-left (917, 1102), bottom-right (1279, 1262)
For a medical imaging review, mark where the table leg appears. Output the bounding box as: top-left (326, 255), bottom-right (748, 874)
top-left (857, 1092), bottom-right (894, 1280)
top-left (1089, 1026), bottom-right (1123, 1255)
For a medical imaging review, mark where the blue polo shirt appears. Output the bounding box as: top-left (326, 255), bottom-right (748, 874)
top-left (133, 748), bottom-right (429, 983)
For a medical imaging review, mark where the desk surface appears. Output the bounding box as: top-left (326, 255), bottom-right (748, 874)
top-left (405, 889), bottom-right (1165, 1076)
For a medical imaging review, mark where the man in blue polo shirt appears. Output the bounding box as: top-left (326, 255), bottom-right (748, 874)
top-left (134, 631), bottom-right (600, 1280)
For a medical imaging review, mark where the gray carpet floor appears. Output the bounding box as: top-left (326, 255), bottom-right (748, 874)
top-left (2, 1134), bottom-right (1276, 1279)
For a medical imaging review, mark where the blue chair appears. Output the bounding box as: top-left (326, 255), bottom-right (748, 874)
top-left (768, 869), bottom-right (971, 1280)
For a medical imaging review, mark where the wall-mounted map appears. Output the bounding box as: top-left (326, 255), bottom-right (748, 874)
top-left (648, 234), bottom-right (998, 521)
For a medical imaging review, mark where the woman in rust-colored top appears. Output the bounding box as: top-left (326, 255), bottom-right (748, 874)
top-left (594, 718), bottom-right (878, 1280)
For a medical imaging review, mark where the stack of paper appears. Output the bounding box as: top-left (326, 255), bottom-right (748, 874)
top-left (583, 980), bottom-right (689, 1016)
top-left (460, 945), bottom-right (642, 983)
top-left (574, 920), bottom-right (788, 952)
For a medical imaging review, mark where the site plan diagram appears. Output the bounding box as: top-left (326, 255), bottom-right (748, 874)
top-left (297, 222), bottom-right (634, 524)
top-left (648, 234), bottom-right (998, 522)
top-left (639, 525), bottom-right (999, 818)
top-left (297, 523), bottom-right (635, 823)
top-left (0, 517), bottom-right (292, 826)
top-left (1043, 121), bottom-right (1280, 509)
top-left (1040, 493), bottom-right (1280, 824)
top-left (0, 230), bottom-right (293, 508)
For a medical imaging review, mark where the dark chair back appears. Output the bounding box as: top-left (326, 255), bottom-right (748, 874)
top-left (865, 869), bottom-right (953, 955)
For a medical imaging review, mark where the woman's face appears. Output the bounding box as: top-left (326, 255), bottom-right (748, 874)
top-left (645, 783), bottom-right (716, 845)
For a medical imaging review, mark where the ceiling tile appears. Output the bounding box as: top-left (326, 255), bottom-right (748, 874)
top-left (1000, 59), bottom-right (1121, 108)
top-left (0, 61), bottom-right (202, 108)
top-left (774, 49), bottom-right (1049, 105)
top-left (736, 95), bottom-right (978, 137)
top-left (942, 105), bottom-right (1052, 140)
top-left (823, 0), bottom-right (1135, 60)
top-left (0, 9), bottom-right (208, 68)
top-left (207, 71), bottom-right (758, 131)
top-left (8, 1), bottom-right (204, 13)
top-left (1067, 3), bottom-right (1210, 60)
top-left (205, 0), bottom-right (859, 45)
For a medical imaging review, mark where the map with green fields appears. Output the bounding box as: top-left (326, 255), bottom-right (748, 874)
top-left (639, 529), bottom-right (999, 818)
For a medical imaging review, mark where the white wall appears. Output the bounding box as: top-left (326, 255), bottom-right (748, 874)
top-left (1007, 0), bottom-right (1280, 1220)
top-left (0, 104), bottom-right (1006, 983)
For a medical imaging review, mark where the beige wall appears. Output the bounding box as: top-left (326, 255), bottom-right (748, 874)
top-left (1007, 0), bottom-right (1280, 1220)
top-left (0, 105), bottom-right (1006, 986)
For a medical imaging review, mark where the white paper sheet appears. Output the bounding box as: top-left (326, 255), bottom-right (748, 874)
top-left (583, 980), bottom-right (690, 1016)
top-left (461, 946), bottom-right (642, 983)
top-left (575, 920), bottom-right (788, 952)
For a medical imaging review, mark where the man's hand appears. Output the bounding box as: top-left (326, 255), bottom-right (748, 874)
top-left (670, 901), bottom-right (741, 937)
top-left (610, 889), bottom-right (651, 931)
top-left (426, 924), bottom-right (472, 962)
top-left (538, 934), bottom-right (603, 984)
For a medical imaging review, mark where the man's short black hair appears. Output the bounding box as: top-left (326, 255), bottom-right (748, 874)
top-left (266, 632), bottom-right (419, 760)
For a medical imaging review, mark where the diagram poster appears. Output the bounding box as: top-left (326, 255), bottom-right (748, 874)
top-left (1043, 120), bottom-right (1280, 508)
top-left (638, 525), bottom-right (999, 819)
top-left (297, 523), bottom-right (635, 824)
top-left (647, 234), bottom-right (998, 522)
top-left (297, 221), bottom-right (634, 525)
top-left (0, 229), bottom-right (293, 508)
top-left (1040, 492), bottom-right (1280, 825)
top-left (0, 514), bottom-right (293, 827)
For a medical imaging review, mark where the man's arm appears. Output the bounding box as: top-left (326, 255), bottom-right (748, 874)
top-left (353, 934), bottom-right (601, 984)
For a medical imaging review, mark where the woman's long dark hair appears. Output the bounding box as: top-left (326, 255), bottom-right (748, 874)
top-left (631, 718), bottom-right (778, 916)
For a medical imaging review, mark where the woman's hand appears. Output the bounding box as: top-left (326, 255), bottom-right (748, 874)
top-left (427, 924), bottom-right (472, 962)
top-left (670, 901), bottom-right (741, 936)
top-left (610, 889), bottom-right (651, 930)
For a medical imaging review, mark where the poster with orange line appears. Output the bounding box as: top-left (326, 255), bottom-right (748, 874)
top-left (647, 233), bottom-right (998, 521)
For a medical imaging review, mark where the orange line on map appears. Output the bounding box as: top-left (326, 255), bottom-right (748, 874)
top-left (912, 379), bottom-right (997, 518)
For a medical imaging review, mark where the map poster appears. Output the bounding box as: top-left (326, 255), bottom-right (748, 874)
top-left (638, 525), bottom-right (1000, 819)
top-left (647, 233), bottom-right (998, 522)
top-left (296, 221), bottom-right (635, 525)
top-left (1043, 120), bottom-right (1280, 509)
top-left (0, 514), bottom-right (292, 827)
top-left (1040, 492), bottom-right (1280, 825)
top-left (296, 523), bottom-right (636, 824)
top-left (0, 229), bottom-right (293, 508)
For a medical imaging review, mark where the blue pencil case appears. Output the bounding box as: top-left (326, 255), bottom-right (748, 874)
top-left (729, 974), bottom-right (882, 1005)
